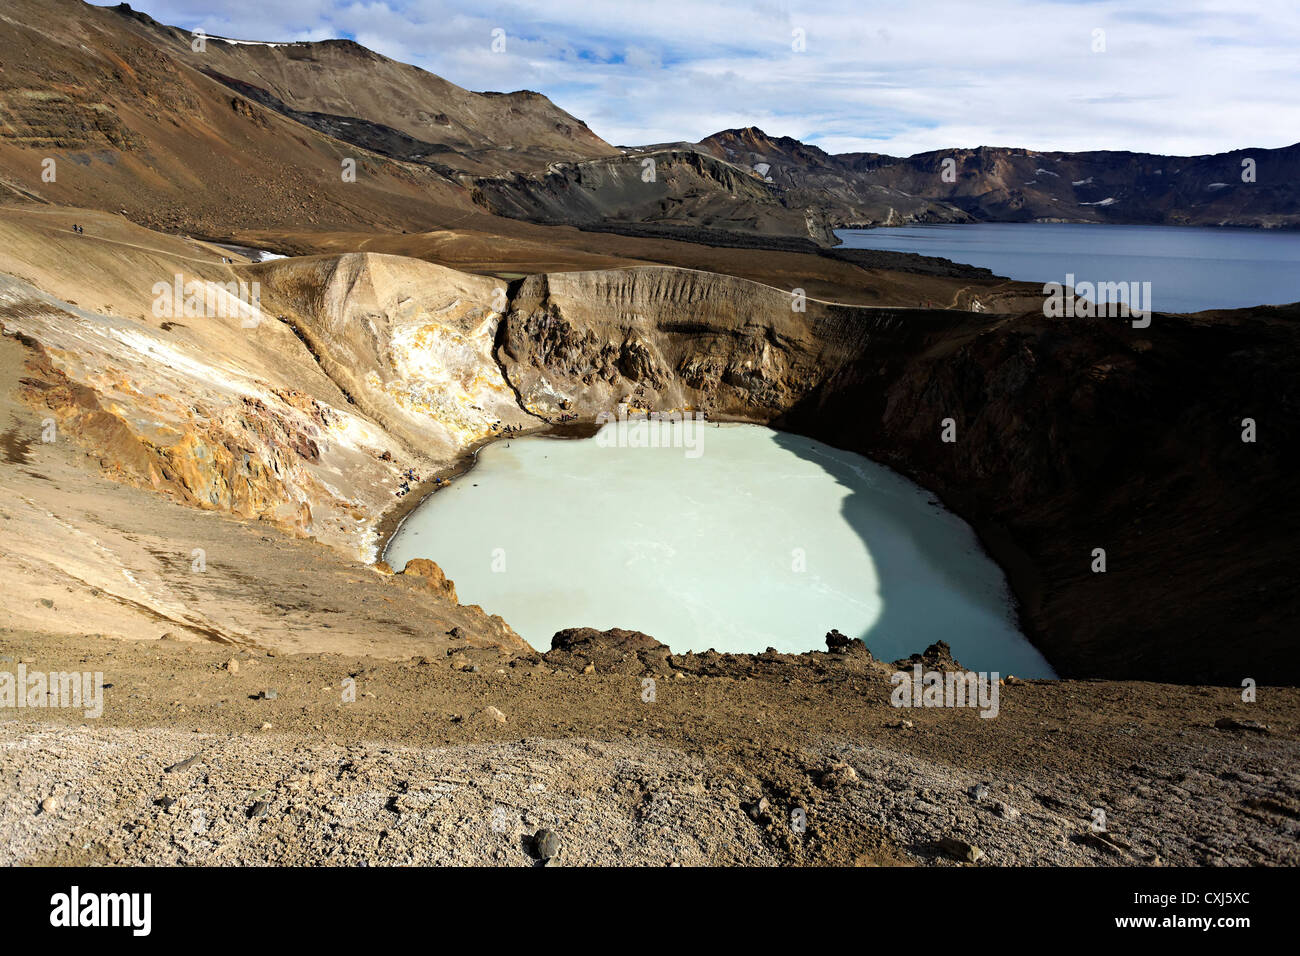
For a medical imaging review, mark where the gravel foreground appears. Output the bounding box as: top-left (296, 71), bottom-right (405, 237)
top-left (2, 634), bottom-right (1297, 867)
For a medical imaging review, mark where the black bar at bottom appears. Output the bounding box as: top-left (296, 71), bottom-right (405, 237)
top-left (2, 865), bottom-right (1274, 941)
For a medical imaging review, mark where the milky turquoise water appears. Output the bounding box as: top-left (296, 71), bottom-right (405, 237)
top-left (836, 223), bottom-right (1300, 314)
top-left (384, 422), bottom-right (1055, 678)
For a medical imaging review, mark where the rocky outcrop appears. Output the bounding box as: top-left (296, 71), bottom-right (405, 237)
top-left (544, 627), bottom-right (673, 675)
top-left (398, 558), bottom-right (458, 603)
top-left (825, 628), bottom-right (872, 659)
top-left (253, 252), bottom-right (533, 459)
top-left (893, 641), bottom-right (963, 673)
top-left (543, 625), bottom-right (879, 680)
top-left (0, 89), bottom-right (143, 151)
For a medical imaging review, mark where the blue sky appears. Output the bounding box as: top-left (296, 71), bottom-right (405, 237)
top-left (100, 0), bottom-right (1300, 156)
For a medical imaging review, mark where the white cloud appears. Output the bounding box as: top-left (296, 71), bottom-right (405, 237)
top-left (101, 0), bottom-right (1300, 156)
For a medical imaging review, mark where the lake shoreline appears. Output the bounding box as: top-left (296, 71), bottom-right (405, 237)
top-left (837, 219), bottom-right (1300, 232)
top-left (836, 222), bottom-right (1300, 313)
top-left (374, 412), bottom-right (772, 566)
top-left (375, 420), bottom-right (600, 567)
top-left (382, 418), bottom-right (1054, 676)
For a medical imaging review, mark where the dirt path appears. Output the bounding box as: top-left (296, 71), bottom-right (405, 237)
top-left (6, 205), bottom-right (235, 266)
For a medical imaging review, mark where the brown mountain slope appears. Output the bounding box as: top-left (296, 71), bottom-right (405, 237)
top-left (108, 2), bottom-right (619, 175)
top-left (0, 2), bottom-right (839, 250)
top-left (99, 6), bottom-right (835, 243)
top-left (0, 0), bottom-right (476, 236)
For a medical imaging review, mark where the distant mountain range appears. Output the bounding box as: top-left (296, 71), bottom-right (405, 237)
top-left (2, 0), bottom-right (1296, 248)
top-left (698, 127), bottom-right (1300, 231)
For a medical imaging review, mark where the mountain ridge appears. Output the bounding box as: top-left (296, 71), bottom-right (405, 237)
top-left (701, 126), bottom-right (1300, 229)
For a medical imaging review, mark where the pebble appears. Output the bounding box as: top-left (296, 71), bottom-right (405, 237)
top-left (224, 658), bottom-right (239, 674)
top-left (259, 690), bottom-right (278, 700)
top-left (39, 796), bottom-right (59, 814)
top-left (1214, 717), bottom-right (1270, 734)
top-left (994, 800), bottom-right (1020, 821)
top-left (820, 760), bottom-right (860, 789)
top-left (937, 835), bottom-right (985, 863)
top-left (534, 828), bottom-right (562, 860)
top-left (483, 706), bottom-right (507, 724)
top-left (969, 784), bottom-right (990, 802)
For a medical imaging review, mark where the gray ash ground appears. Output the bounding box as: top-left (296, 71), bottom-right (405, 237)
top-left (2, 629), bottom-right (1296, 866)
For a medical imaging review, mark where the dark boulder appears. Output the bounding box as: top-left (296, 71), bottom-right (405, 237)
top-left (544, 627), bottom-right (672, 675)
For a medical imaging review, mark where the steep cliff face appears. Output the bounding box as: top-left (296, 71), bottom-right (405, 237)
top-left (496, 267), bottom-right (977, 420)
top-left (498, 268), bottom-right (817, 416)
top-left (778, 306), bottom-right (1300, 684)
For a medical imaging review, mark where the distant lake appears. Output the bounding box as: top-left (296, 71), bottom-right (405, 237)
top-left (835, 223), bottom-right (1300, 314)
